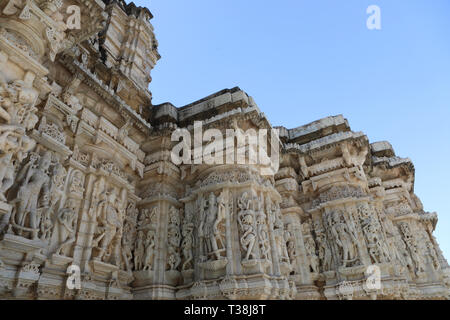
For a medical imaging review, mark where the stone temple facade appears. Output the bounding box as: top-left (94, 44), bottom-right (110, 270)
top-left (0, 0), bottom-right (449, 300)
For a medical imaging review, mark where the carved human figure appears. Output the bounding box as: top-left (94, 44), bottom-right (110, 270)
top-left (69, 170), bottom-right (84, 194)
top-left (256, 211), bottom-right (270, 260)
top-left (305, 235), bottom-right (319, 273)
top-left (205, 193), bottom-right (218, 254)
top-left (138, 206), bottom-right (158, 230)
top-left (134, 230), bottom-right (145, 271)
top-left (119, 209), bottom-right (133, 270)
top-left (358, 204), bottom-right (390, 264)
top-left (167, 245), bottom-right (181, 271)
top-left (0, 123), bottom-right (25, 153)
top-left (380, 212), bottom-right (406, 266)
top-left (424, 236), bottom-right (440, 270)
top-left (364, 222), bottom-right (390, 264)
top-left (112, 200), bottom-right (126, 266)
top-left (272, 203), bottom-right (289, 263)
top-left (197, 195), bottom-right (208, 261)
top-left (14, 151), bottom-right (52, 238)
top-left (237, 192), bottom-right (251, 211)
top-left (126, 202), bottom-right (139, 222)
top-left (365, 224), bottom-right (382, 264)
top-left (399, 222), bottom-right (425, 274)
top-left (137, 208), bottom-right (150, 229)
top-left (316, 230), bottom-right (332, 272)
top-left (49, 163), bottom-right (67, 210)
top-left (215, 190), bottom-right (228, 250)
top-left (181, 211), bottom-right (194, 271)
top-left (329, 211), bottom-right (358, 268)
top-left (302, 221), bottom-right (319, 273)
top-left (395, 235), bottom-right (414, 274)
top-left (143, 230), bottom-right (156, 271)
top-left (409, 244), bottom-right (425, 274)
top-left (0, 81), bottom-right (13, 123)
top-left (0, 79), bottom-right (38, 165)
top-left (40, 207), bottom-right (53, 241)
top-left (96, 188), bottom-right (122, 262)
top-left (285, 227), bottom-right (298, 272)
top-left (199, 193), bottom-right (222, 261)
top-left (136, 209), bottom-right (145, 229)
top-left (55, 202), bottom-right (78, 256)
top-left (0, 153), bottom-right (14, 201)
top-left (381, 210), bottom-right (397, 238)
top-left (169, 206), bottom-right (180, 226)
top-left (0, 78), bottom-right (38, 131)
top-left (39, 163), bottom-right (66, 238)
top-left (88, 177), bottom-right (105, 219)
top-left (166, 206), bottom-right (181, 271)
top-left (239, 211), bottom-right (257, 261)
top-left (121, 202), bottom-right (138, 271)
top-left (121, 226), bottom-right (134, 272)
top-left (167, 223), bottom-right (180, 248)
top-left (167, 231), bottom-right (181, 271)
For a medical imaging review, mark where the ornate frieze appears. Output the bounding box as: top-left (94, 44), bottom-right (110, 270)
top-left (0, 0), bottom-right (448, 301)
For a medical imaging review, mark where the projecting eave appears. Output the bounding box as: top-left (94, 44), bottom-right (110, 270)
top-left (150, 87), bottom-right (274, 130)
top-left (286, 115), bottom-right (351, 145)
top-left (283, 131), bottom-right (368, 155)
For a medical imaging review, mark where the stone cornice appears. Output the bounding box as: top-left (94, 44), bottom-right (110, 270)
top-left (61, 54), bottom-right (153, 134)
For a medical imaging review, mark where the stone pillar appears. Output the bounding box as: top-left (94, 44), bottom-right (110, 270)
top-left (275, 164), bottom-right (319, 298)
top-left (134, 134), bottom-right (183, 299)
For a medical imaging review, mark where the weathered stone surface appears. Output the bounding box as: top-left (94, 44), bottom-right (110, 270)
top-left (0, 0), bottom-right (448, 300)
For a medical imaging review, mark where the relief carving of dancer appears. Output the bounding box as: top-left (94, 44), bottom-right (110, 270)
top-left (13, 151), bottom-right (52, 239)
top-left (238, 193), bottom-right (257, 261)
top-left (256, 211), bottom-right (270, 260)
top-left (181, 209), bottom-right (194, 271)
top-left (55, 201), bottom-right (78, 256)
top-left (134, 230), bottom-right (145, 271)
top-left (143, 230), bottom-right (156, 271)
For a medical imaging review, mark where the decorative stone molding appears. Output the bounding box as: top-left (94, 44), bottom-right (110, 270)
top-left (0, 0), bottom-right (448, 301)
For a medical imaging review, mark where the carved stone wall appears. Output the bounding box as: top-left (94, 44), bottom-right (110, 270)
top-left (0, 0), bottom-right (449, 300)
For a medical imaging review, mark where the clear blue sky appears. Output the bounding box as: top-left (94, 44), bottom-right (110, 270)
top-left (134, 0), bottom-right (450, 259)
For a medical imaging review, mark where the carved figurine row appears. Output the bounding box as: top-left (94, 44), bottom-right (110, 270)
top-left (293, 201), bottom-right (443, 279)
top-left (0, 71), bottom-right (446, 287)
